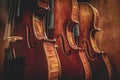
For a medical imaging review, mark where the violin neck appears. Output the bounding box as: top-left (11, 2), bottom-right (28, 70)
top-left (73, 24), bottom-right (80, 45)
top-left (36, 0), bottom-right (54, 39)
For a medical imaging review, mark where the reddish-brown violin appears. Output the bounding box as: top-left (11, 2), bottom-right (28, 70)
top-left (78, 2), bottom-right (113, 80)
top-left (51, 0), bottom-right (86, 80)
top-left (3, 0), bottom-right (61, 80)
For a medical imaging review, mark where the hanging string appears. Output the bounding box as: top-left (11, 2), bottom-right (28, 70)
top-left (4, 0), bottom-right (14, 40)
top-left (4, 0), bottom-right (21, 41)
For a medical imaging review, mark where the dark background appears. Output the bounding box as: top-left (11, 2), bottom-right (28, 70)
top-left (0, 0), bottom-right (120, 80)
top-left (0, 0), bottom-right (8, 79)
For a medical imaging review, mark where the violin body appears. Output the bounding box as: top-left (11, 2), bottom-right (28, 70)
top-left (3, 0), bottom-right (61, 80)
top-left (78, 2), bottom-right (113, 80)
top-left (52, 0), bottom-right (85, 80)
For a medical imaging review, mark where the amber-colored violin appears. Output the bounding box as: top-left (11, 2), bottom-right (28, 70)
top-left (3, 0), bottom-right (61, 80)
top-left (78, 2), bottom-right (113, 80)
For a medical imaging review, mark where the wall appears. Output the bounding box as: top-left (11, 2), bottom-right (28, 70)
top-left (0, 0), bottom-right (8, 79)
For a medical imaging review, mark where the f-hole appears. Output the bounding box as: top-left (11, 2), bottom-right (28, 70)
top-left (57, 34), bottom-right (72, 56)
top-left (24, 24), bottom-right (36, 48)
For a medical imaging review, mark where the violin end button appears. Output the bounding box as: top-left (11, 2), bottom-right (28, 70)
top-left (54, 45), bottom-right (58, 48)
top-left (97, 28), bottom-right (101, 31)
top-left (53, 39), bottom-right (56, 42)
top-left (78, 47), bottom-right (82, 51)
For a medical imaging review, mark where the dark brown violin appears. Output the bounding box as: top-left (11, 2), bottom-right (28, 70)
top-left (3, 0), bottom-right (61, 80)
top-left (51, 0), bottom-right (85, 80)
top-left (78, 2), bottom-right (113, 80)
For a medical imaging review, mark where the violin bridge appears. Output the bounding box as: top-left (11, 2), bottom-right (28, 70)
top-left (5, 36), bottom-right (23, 42)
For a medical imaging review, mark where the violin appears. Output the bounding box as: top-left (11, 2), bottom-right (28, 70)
top-left (78, 2), bottom-right (113, 80)
top-left (51, 0), bottom-right (86, 80)
top-left (3, 0), bottom-right (61, 80)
